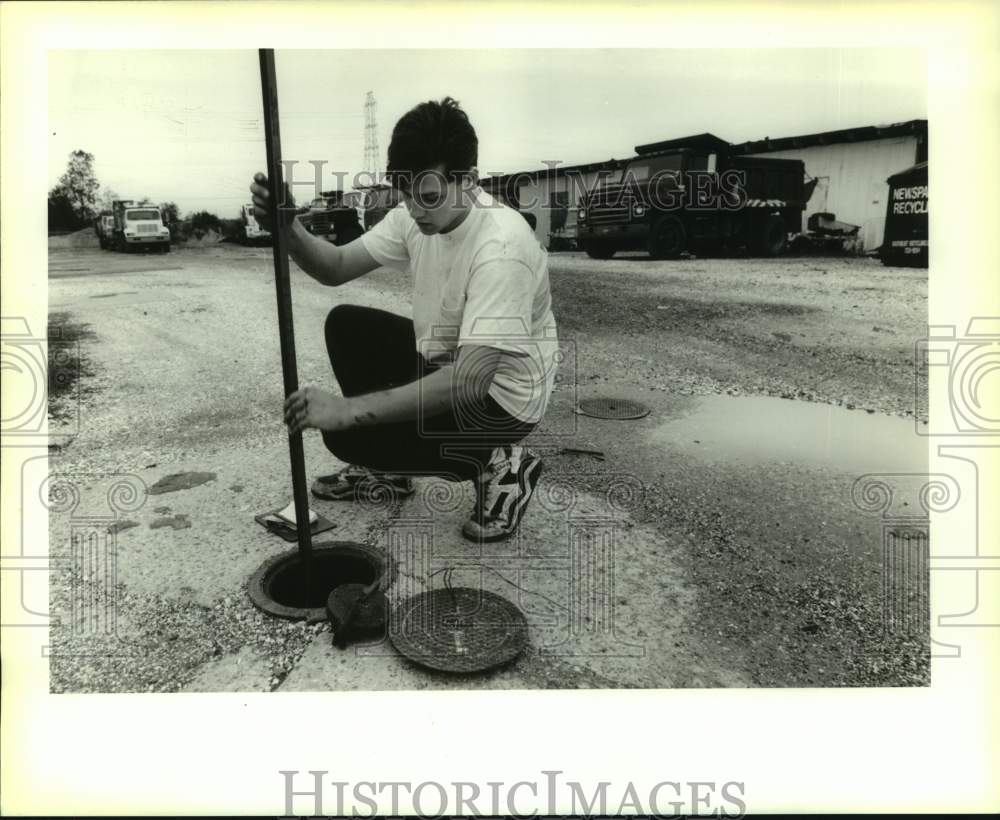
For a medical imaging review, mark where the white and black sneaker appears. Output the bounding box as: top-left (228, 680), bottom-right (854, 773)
top-left (311, 464), bottom-right (414, 501)
top-left (462, 445), bottom-right (544, 542)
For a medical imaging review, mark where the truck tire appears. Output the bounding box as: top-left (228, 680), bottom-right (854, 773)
top-left (583, 240), bottom-right (616, 259)
top-left (756, 213), bottom-right (787, 256)
top-left (648, 215), bottom-right (686, 259)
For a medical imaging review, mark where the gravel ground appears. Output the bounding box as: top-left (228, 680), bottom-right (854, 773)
top-left (361, 250), bottom-right (927, 416)
top-left (545, 251), bottom-right (927, 418)
top-left (540, 251), bottom-right (929, 686)
top-left (45, 243), bottom-right (929, 691)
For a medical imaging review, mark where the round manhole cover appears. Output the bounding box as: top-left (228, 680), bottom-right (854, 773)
top-left (577, 397), bottom-right (650, 420)
top-left (390, 588), bottom-right (529, 674)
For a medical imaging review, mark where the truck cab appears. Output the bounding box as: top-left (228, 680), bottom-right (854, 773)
top-left (240, 203), bottom-right (271, 245)
top-left (111, 201), bottom-right (171, 253)
top-left (298, 190), bottom-right (365, 246)
top-left (577, 140), bottom-right (812, 259)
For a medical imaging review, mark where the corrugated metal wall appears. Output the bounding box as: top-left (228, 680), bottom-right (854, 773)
top-left (520, 169), bottom-right (609, 246)
top-left (745, 136), bottom-right (919, 251)
top-left (520, 180), bottom-right (548, 241)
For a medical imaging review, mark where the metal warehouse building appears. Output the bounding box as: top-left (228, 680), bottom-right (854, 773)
top-left (731, 119), bottom-right (927, 251)
top-left (481, 158), bottom-right (624, 250)
top-left (481, 118), bottom-right (927, 254)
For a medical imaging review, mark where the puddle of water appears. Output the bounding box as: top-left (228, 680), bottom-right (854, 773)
top-left (651, 395), bottom-right (926, 473)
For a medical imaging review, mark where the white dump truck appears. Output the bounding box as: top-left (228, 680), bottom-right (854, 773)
top-left (111, 200), bottom-right (171, 253)
top-left (93, 210), bottom-right (115, 250)
top-left (240, 203), bottom-right (271, 245)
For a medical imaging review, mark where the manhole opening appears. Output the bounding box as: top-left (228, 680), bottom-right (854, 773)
top-left (249, 543), bottom-right (393, 620)
top-left (269, 553), bottom-right (376, 609)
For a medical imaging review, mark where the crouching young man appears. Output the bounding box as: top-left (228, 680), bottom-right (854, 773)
top-left (250, 97), bottom-right (557, 542)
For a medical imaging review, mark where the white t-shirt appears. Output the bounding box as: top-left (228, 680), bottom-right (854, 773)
top-left (361, 187), bottom-right (558, 423)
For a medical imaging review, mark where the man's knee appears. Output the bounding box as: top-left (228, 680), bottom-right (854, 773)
top-left (325, 304), bottom-right (364, 348)
top-left (321, 429), bottom-right (363, 465)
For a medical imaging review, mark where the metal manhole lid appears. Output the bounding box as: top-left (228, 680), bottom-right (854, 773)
top-left (390, 588), bottom-right (529, 674)
top-left (576, 397), bottom-right (650, 420)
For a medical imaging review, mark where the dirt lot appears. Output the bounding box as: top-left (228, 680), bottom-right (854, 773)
top-left (45, 242), bottom-right (929, 692)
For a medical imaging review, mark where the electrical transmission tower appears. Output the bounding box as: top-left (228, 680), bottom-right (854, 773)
top-left (363, 91), bottom-right (379, 179)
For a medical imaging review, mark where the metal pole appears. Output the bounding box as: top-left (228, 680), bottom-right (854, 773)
top-left (258, 49), bottom-right (315, 592)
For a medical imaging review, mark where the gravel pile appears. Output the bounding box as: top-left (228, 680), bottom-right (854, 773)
top-left (49, 228), bottom-right (101, 249)
top-left (183, 228), bottom-right (224, 245)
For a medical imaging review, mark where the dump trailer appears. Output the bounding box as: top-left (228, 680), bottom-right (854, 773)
top-left (298, 190), bottom-right (365, 246)
top-left (93, 210), bottom-right (114, 249)
top-left (879, 162), bottom-right (927, 268)
top-left (111, 200), bottom-right (171, 252)
top-left (240, 203), bottom-right (271, 245)
top-left (577, 142), bottom-right (814, 259)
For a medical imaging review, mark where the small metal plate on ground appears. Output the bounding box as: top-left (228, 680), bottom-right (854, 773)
top-left (254, 508), bottom-right (336, 541)
top-left (576, 397), bottom-right (650, 420)
top-left (390, 588), bottom-right (529, 674)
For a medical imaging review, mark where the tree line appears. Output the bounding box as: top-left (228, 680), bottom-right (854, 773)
top-left (48, 149), bottom-right (222, 236)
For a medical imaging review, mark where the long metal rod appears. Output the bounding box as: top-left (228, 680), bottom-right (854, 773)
top-left (258, 50), bottom-right (315, 581)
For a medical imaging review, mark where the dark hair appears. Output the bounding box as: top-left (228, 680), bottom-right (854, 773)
top-left (386, 97), bottom-right (478, 191)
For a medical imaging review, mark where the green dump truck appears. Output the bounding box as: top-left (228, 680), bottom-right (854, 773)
top-left (298, 190), bottom-right (365, 246)
top-left (577, 134), bottom-right (815, 259)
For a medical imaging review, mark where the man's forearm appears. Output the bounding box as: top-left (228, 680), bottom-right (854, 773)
top-left (343, 365), bottom-right (466, 428)
top-left (284, 219), bottom-right (343, 286)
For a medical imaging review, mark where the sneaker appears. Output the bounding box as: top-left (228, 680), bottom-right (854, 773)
top-left (462, 445), bottom-right (544, 542)
top-left (311, 464), bottom-right (414, 501)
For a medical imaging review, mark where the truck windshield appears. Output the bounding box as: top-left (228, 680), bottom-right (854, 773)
top-left (620, 154), bottom-right (684, 183)
top-left (127, 209), bottom-right (160, 220)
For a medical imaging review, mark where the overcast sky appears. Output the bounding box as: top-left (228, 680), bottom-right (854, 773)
top-left (48, 48), bottom-right (926, 217)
